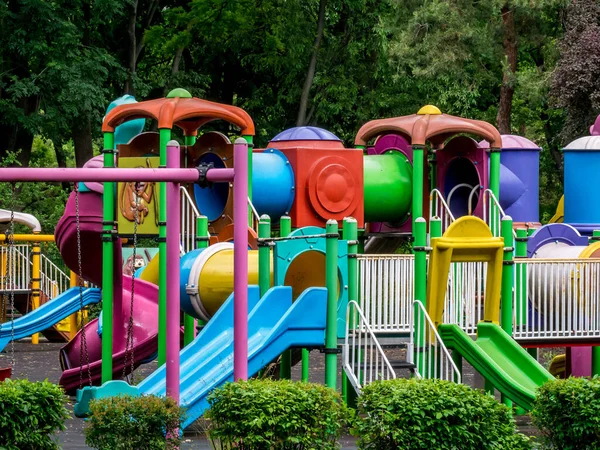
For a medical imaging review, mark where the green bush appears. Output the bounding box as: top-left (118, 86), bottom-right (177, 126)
top-left (353, 378), bottom-right (531, 450)
top-left (206, 379), bottom-right (352, 449)
top-left (0, 379), bottom-right (69, 450)
top-left (532, 377), bottom-right (600, 449)
top-left (84, 394), bottom-right (185, 450)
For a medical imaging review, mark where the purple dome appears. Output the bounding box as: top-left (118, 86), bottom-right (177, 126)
top-left (271, 127), bottom-right (341, 142)
top-left (479, 135), bottom-right (540, 150)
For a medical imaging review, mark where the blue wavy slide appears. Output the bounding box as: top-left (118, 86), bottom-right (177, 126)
top-left (0, 287), bottom-right (101, 352)
top-left (75, 285), bottom-right (327, 427)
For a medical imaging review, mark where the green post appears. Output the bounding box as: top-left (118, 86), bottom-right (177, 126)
top-left (243, 135), bottom-right (253, 227)
top-left (501, 216), bottom-right (514, 335)
top-left (592, 230), bottom-right (600, 244)
top-left (325, 220), bottom-right (339, 389)
top-left (279, 216), bottom-right (292, 380)
top-left (430, 216), bottom-right (442, 239)
top-left (413, 218), bottom-right (427, 376)
top-left (101, 132), bottom-right (115, 383)
top-left (501, 216), bottom-right (514, 409)
top-left (343, 217), bottom-right (358, 405)
top-left (258, 215), bottom-right (271, 297)
top-left (412, 146), bottom-right (425, 230)
top-left (489, 149), bottom-right (501, 199)
top-left (195, 216), bottom-right (209, 332)
top-left (515, 229), bottom-right (527, 326)
top-left (184, 135), bottom-right (197, 147)
top-left (158, 128), bottom-right (171, 365)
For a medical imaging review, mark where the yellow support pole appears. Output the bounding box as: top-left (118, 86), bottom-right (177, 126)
top-left (31, 239), bottom-right (41, 345)
top-left (69, 270), bottom-right (78, 339)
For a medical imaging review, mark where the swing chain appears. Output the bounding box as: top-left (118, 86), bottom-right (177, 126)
top-left (75, 183), bottom-right (92, 388)
top-left (123, 203), bottom-right (138, 382)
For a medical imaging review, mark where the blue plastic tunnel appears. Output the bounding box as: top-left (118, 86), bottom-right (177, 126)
top-left (251, 149), bottom-right (295, 220)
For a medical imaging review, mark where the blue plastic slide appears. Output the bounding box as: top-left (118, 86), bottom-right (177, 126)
top-left (75, 285), bottom-right (327, 427)
top-left (0, 287), bottom-right (101, 352)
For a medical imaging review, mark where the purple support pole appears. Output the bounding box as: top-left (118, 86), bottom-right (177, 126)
top-left (0, 167), bottom-right (206, 182)
top-left (166, 141), bottom-right (181, 403)
top-left (233, 138), bottom-right (249, 381)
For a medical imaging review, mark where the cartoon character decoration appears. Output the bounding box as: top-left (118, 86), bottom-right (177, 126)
top-left (120, 172), bottom-right (154, 225)
top-left (123, 254), bottom-right (146, 275)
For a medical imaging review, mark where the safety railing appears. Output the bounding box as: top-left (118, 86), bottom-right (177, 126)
top-left (180, 186), bottom-right (201, 255)
top-left (0, 245), bottom-right (31, 292)
top-left (344, 300), bottom-right (396, 393)
top-left (443, 261), bottom-right (487, 336)
top-left (358, 254), bottom-right (414, 333)
top-left (39, 254), bottom-right (70, 299)
top-left (429, 189), bottom-right (455, 233)
top-left (482, 189), bottom-right (513, 237)
top-left (513, 258), bottom-right (600, 341)
top-left (410, 300), bottom-right (461, 382)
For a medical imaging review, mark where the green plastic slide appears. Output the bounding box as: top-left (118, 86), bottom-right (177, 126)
top-left (438, 322), bottom-right (554, 410)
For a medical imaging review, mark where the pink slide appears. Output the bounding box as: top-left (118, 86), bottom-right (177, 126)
top-left (55, 188), bottom-right (167, 395)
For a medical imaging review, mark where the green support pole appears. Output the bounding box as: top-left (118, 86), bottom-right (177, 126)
top-left (101, 132), bottom-right (115, 383)
top-left (243, 135), bottom-right (253, 227)
top-left (279, 216), bottom-right (292, 380)
top-left (325, 220), bottom-right (339, 389)
top-left (430, 216), bottom-right (442, 239)
top-left (489, 149), bottom-right (501, 199)
top-left (413, 218), bottom-right (427, 376)
top-left (343, 218), bottom-right (358, 405)
top-left (195, 216), bottom-right (209, 332)
top-left (501, 216), bottom-right (514, 409)
top-left (515, 229), bottom-right (527, 327)
top-left (158, 128), bottom-right (171, 366)
top-left (258, 215), bottom-right (271, 297)
top-left (412, 146), bottom-right (425, 230)
top-left (451, 350), bottom-right (462, 383)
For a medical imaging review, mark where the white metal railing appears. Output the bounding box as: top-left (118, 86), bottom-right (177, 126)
top-left (344, 300), bottom-right (396, 392)
top-left (482, 189), bottom-right (514, 237)
top-left (1, 245), bottom-right (30, 291)
top-left (358, 254), bottom-right (414, 333)
top-left (180, 186), bottom-right (201, 255)
top-left (410, 300), bottom-right (461, 382)
top-left (429, 189), bottom-right (455, 233)
top-left (39, 254), bottom-right (70, 299)
top-left (443, 262), bottom-right (487, 336)
top-left (513, 259), bottom-right (600, 341)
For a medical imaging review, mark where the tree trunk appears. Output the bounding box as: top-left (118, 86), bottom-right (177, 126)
top-left (124, 0), bottom-right (139, 95)
top-left (297, 0), bottom-right (327, 126)
top-left (496, 4), bottom-right (518, 134)
top-left (73, 119), bottom-right (94, 168)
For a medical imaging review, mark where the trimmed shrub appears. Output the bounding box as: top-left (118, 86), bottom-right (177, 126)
top-left (0, 379), bottom-right (69, 450)
top-left (84, 394), bottom-right (185, 450)
top-left (532, 376), bottom-right (600, 449)
top-left (353, 378), bottom-right (531, 450)
top-left (206, 379), bottom-right (352, 449)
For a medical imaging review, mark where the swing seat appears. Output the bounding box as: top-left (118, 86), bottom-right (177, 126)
top-left (74, 380), bottom-right (140, 417)
top-left (0, 366), bottom-right (11, 381)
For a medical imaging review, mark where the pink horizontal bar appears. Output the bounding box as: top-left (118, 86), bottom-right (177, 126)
top-left (0, 168), bottom-right (201, 183)
top-left (206, 168), bottom-right (235, 183)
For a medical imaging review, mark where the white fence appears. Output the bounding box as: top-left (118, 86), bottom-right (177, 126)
top-left (39, 254), bottom-right (70, 299)
top-left (1, 245), bottom-right (31, 292)
top-left (410, 300), bottom-right (461, 382)
top-left (358, 255), bottom-right (414, 333)
top-left (343, 300), bottom-right (396, 392)
top-left (180, 187), bottom-right (201, 255)
top-left (513, 258), bottom-right (600, 341)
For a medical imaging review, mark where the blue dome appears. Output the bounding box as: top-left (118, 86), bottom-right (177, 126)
top-left (271, 126), bottom-right (341, 142)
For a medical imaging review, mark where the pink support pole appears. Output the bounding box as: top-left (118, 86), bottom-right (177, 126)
top-left (166, 141), bottom-right (181, 403)
top-left (233, 138), bottom-right (249, 380)
top-left (0, 168), bottom-right (201, 183)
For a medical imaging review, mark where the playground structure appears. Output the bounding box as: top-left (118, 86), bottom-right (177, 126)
top-left (3, 90), bottom-right (600, 426)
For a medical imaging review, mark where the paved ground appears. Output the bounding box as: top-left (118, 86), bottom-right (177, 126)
top-left (2, 339), bottom-right (543, 449)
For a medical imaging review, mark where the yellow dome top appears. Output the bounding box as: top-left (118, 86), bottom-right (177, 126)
top-left (417, 105), bottom-right (442, 115)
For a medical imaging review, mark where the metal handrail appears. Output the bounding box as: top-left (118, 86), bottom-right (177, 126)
top-left (429, 189), bottom-right (455, 232)
top-left (343, 300), bottom-right (396, 393)
top-left (410, 300), bottom-right (461, 382)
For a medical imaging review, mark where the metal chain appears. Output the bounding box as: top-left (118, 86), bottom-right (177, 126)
top-left (123, 203), bottom-right (138, 383)
top-left (75, 183), bottom-right (92, 388)
top-left (8, 184), bottom-right (16, 368)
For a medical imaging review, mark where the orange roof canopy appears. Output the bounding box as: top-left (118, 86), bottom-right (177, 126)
top-left (102, 90), bottom-right (255, 136)
top-left (355, 107), bottom-right (501, 148)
